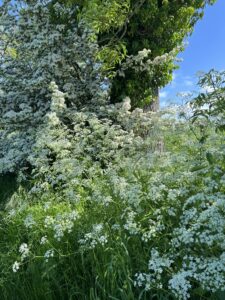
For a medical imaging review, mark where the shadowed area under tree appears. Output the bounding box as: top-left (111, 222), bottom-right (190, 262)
top-left (0, 174), bottom-right (18, 208)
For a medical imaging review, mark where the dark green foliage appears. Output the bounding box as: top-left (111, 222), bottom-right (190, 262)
top-left (0, 174), bottom-right (17, 208)
top-left (69, 0), bottom-right (216, 108)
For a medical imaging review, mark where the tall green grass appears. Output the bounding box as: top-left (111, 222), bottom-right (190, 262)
top-left (0, 115), bottom-right (224, 300)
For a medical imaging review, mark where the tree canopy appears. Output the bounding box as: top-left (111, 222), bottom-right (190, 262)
top-left (69, 0), bottom-right (217, 109)
top-left (8, 0), bottom-right (216, 109)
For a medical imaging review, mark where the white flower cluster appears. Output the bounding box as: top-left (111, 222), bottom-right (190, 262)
top-left (168, 271), bottom-right (192, 300)
top-left (118, 46), bottom-right (179, 78)
top-left (44, 210), bottom-right (79, 241)
top-left (79, 224), bottom-right (108, 250)
top-left (123, 210), bottom-right (140, 235)
top-left (12, 243), bottom-right (30, 273)
top-left (49, 81), bottom-right (67, 113)
top-left (19, 243), bottom-right (29, 261)
top-left (12, 261), bottom-right (20, 273)
top-left (44, 249), bottom-right (55, 262)
top-left (134, 248), bottom-right (173, 291)
top-left (134, 174), bottom-right (225, 299)
top-left (40, 236), bottom-right (48, 245)
top-left (24, 214), bottom-right (36, 229)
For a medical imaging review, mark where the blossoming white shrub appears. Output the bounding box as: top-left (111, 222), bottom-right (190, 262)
top-left (0, 0), bottom-right (107, 174)
top-left (0, 1), bottom-right (178, 178)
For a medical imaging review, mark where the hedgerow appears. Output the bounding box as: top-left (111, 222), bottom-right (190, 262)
top-left (0, 1), bottom-right (224, 299)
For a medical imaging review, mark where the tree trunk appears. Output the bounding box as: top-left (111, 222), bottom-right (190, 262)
top-left (144, 87), bottom-right (159, 112)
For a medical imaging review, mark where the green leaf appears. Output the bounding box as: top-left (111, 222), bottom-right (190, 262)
top-left (206, 152), bottom-right (214, 165)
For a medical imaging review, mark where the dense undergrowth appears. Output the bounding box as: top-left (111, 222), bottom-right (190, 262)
top-left (0, 103), bottom-right (225, 300)
top-left (0, 2), bottom-right (224, 299)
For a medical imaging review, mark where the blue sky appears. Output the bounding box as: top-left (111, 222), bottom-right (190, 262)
top-left (160, 0), bottom-right (225, 107)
